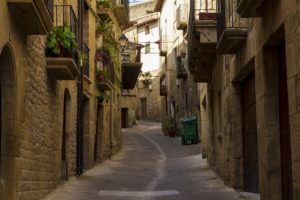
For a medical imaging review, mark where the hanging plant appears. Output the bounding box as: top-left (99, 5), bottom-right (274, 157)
top-left (97, 69), bottom-right (109, 81)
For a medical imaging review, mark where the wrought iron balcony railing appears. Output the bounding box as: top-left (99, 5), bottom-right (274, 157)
top-left (53, 5), bottom-right (79, 42)
top-left (216, 0), bottom-right (248, 54)
top-left (83, 43), bottom-right (90, 77)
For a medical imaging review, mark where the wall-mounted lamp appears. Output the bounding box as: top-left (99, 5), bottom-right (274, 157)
top-left (119, 34), bottom-right (129, 48)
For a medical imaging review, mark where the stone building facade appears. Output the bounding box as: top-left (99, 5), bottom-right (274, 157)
top-left (155, 0), bottom-right (200, 136)
top-left (188, 0), bottom-right (300, 199)
top-left (136, 69), bottom-right (162, 122)
top-left (0, 0), bottom-right (127, 199)
top-left (121, 1), bottom-right (162, 124)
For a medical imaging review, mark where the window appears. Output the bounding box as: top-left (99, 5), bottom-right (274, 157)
top-left (145, 25), bottom-right (150, 35)
top-left (145, 43), bottom-right (150, 54)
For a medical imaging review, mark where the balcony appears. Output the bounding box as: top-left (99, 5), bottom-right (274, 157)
top-left (176, 4), bottom-right (188, 30)
top-left (97, 0), bottom-right (116, 22)
top-left (97, 78), bottom-right (114, 91)
top-left (45, 5), bottom-right (79, 80)
top-left (7, 0), bottom-right (53, 35)
top-left (46, 57), bottom-right (79, 80)
top-left (160, 74), bottom-right (167, 96)
top-left (97, 63), bottom-right (115, 91)
top-left (112, 0), bottom-right (129, 26)
top-left (122, 44), bottom-right (143, 89)
top-left (160, 35), bottom-right (168, 56)
top-left (216, 0), bottom-right (248, 54)
top-left (176, 56), bottom-right (188, 79)
top-left (187, 2), bottom-right (217, 82)
top-left (236, 0), bottom-right (268, 18)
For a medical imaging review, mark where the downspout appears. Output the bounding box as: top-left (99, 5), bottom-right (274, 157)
top-left (76, 0), bottom-right (84, 175)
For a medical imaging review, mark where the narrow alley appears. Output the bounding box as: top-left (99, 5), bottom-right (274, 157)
top-left (44, 122), bottom-right (257, 200)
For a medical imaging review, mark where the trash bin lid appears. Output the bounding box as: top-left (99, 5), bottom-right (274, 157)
top-left (180, 116), bottom-right (197, 123)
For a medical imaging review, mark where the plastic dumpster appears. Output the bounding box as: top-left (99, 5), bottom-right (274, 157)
top-left (180, 117), bottom-right (198, 145)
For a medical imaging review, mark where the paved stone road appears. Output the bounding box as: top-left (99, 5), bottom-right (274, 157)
top-left (44, 122), bottom-right (260, 200)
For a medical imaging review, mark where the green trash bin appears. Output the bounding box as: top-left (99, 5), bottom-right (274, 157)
top-left (180, 117), bottom-right (198, 145)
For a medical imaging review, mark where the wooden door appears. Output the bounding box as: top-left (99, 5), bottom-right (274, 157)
top-left (278, 42), bottom-right (293, 200)
top-left (241, 71), bottom-right (259, 193)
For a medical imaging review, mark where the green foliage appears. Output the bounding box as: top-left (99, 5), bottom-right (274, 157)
top-left (97, 0), bottom-right (112, 9)
top-left (99, 92), bottom-right (110, 104)
top-left (97, 20), bottom-right (113, 34)
top-left (46, 26), bottom-right (78, 57)
top-left (78, 51), bottom-right (88, 64)
top-left (97, 69), bottom-right (109, 80)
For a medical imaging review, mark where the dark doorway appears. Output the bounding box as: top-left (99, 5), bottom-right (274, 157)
top-left (94, 103), bottom-right (103, 162)
top-left (141, 98), bottom-right (147, 120)
top-left (121, 108), bottom-right (129, 128)
top-left (83, 98), bottom-right (90, 169)
top-left (241, 71), bottom-right (259, 193)
top-left (0, 45), bottom-right (17, 199)
top-left (61, 90), bottom-right (70, 181)
top-left (278, 42), bottom-right (293, 200)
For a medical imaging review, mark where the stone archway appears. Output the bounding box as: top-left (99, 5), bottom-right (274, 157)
top-left (0, 44), bottom-right (18, 199)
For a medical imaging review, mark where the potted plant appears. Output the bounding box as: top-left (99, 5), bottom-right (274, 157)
top-left (45, 26), bottom-right (78, 57)
top-left (140, 72), bottom-right (152, 87)
top-left (95, 48), bottom-right (111, 65)
top-left (97, 69), bottom-right (109, 81)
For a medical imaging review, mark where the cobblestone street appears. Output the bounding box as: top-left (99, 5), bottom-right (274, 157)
top-left (44, 122), bottom-right (259, 200)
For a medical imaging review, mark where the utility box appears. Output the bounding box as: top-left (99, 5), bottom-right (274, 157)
top-left (180, 117), bottom-right (198, 145)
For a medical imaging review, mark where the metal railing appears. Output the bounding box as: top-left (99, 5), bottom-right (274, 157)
top-left (196, 0), bottom-right (218, 20)
top-left (53, 5), bottom-right (79, 42)
top-left (83, 43), bottom-right (90, 77)
top-left (44, 0), bottom-right (54, 20)
top-left (217, 0), bottom-right (247, 40)
top-left (176, 4), bottom-right (188, 26)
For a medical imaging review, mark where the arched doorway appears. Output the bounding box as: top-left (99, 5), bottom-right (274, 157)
top-left (0, 45), bottom-right (17, 199)
top-left (61, 89), bottom-right (71, 181)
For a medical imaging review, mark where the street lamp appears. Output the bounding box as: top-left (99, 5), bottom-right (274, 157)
top-left (119, 34), bottom-right (129, 48)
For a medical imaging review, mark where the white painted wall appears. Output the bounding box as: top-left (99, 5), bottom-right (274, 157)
top-left (138, 21), bottom-right (160, 72)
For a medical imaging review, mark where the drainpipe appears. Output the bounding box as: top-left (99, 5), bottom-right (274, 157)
top-left (76, 0), bottom-right (84, 175)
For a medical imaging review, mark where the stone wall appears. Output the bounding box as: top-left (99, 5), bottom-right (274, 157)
top-left (198, 0), bottom-right (300, 200)
top-left (121, 89), bottom-right (138, 128)
top-left (0, 0), bottom-right (123, 199)
top-left (129, 0), bottom-right (156, 21)
top-left (137, 69), bottom-right (162, 122)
